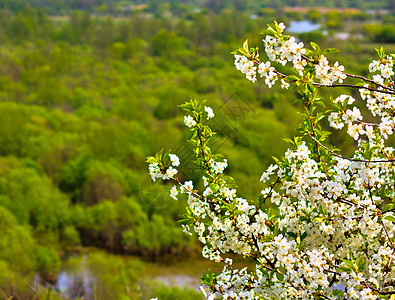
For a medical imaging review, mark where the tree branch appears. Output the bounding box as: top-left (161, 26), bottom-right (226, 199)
top-left (308, 134), bottom-right (395, 163)
top-left (312, 82), bottom-right (395, 95)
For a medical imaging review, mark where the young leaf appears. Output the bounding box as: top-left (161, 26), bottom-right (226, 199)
top-left (200, 269), bottom-right (218, 286)
top-left (146, 157), bottom-right (158, 164)
top-left (243, 39), bottom-right (249, 53)
top-left (343, 259), bottom-right (356, 272)
top-left (323, 48), bottom-right (339, 55)
top-left (310, 42), bottom-right (320, 53)
top-left (384, 215), bottom-right (395, 222)
top-left (276, 272), bottom-right (284, 282)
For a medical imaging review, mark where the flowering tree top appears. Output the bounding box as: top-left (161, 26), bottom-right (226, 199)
top-left (147, 21), bottom-right (395, 299)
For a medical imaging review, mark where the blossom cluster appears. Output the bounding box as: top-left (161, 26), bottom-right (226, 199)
top-left (369, 55), bottom-right (394, 79)
top-left (328, 95), bottom-right (364, 140)
top-left (263, 23), bottom-right (305, 67)
top-left (148, 153), bottom-right (180, 182)
top-left (315, 55), bottom-right (347, 85)
top-left (234, 54), bottom-right (257, 83)
top-left (234, 22), bottom-right (347, 89)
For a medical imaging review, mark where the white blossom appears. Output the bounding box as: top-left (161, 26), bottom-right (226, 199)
top-left (169, 154), bottom-right (180, 167)
top-left (170, 186), bottom-right (178, 200)
top-left (205, 106), bottom-right (214, 120)
top-left (184, 115), bottom-right (197, 127)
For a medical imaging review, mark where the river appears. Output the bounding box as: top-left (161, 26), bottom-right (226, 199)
top-left (44, 250), bottom-right (256, 299)
top-left (287, 20), bottom-right (321, 33)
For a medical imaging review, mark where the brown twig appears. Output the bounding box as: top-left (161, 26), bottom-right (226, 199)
top-left (308, 134), bottom-right (395, 163)
top-left (312, 82), bottom-right (395, 95)
top-left (344, 72), bottom-right (395, 92)
top-left (382, 220), bottom-right (395, 251)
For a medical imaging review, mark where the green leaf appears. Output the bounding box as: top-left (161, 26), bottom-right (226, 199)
top-left (238, 47), bottom-right (249, 57)
top-left (337, 266), bottom-right (350, 272)
top-left (243, 39), bottom-right (249, 53)
top-left (187, 129), bottom-right (197, 140)
top-left (146, 157), bottom-right (158, 164)
top-left (355, 256), bottom-right (366, 271)
top-left (375, 46), bottom-right (385, 60)
top-left (276, 272), bottom-right (284, 282)
top-left (179, 102), bottom-right (194, 112)
top-left (294, 136), bottom-right (303, 147)
top-left (200, 269), bottom-right (218, 286)
top-left (271, 156), bottom-right (279, 163)
top-left (266, 23), bottom-right (277, 35)
top-left (222, 175), bottom-right (236, 187)
top-left (210, 183), bottom-right (220, 194)
top-left (306, 82), bottom-right (315, 93)
top-left (383, 203), bottom-right (395, 212)
top-left (286, 75), bottom-right (300, 82)
top-left (268, 207), bottom-right (279, 219)
top-left (282, 138), bottom-right (294, 146)
top-left (163, 150), bottom-right (170, 164)
top-left (304, 49), bottom-right (313, 56)
top-left (310, 41), bottom-right (320, 53)
top-left (343, 259), bottom-right (355, 272)
top-left (259, 28), bottom-right (271, 35)
top-left (157, 148), bottom-right (164, 160)
top-left (323, 48), bottom-right (339, 55)
top-left (385, 216), bottom-right (395, 222)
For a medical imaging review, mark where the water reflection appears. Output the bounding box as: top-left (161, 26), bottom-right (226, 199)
top-left (143, 253), bottom-right (256, 292)
top-left (37, 252), bottom-right (256, 299)
top-left (56, 270), bottom-right (96, 299)
top-left (153, 274), bottom-right (200, 291)
top-left (288, 20), bottom-right (321, 33)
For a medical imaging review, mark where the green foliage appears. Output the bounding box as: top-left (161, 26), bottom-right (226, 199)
top-left (150, 283), bottom-right (204, 300)
top-left (200, 269), bottom-right (218, 287)
top-left (122, 213), bottom-right (187, 254)
top-left (364, 24), bottom-right (395, 43)
top-left (87, 252), bottom-right (143, 300)
top-left (0, 206), bottom-right (37, 273)
top-left (306, 9), bottom-right (321, 22)
top-left (152, 30), bottom-right (186, 57)
top-left (35, 246), bottom-right (61, 277)
top-left (325, 11), bottom-right (343, 29)
top-left (236, 110), bottom-right (289, 166)
top-left (63, 252), bottom-right (143, 300)
top-left (0, 260), bottom-right (35, 299)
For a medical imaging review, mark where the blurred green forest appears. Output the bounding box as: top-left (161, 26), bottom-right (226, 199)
top-left (0, 0), bottom-right (394, 15)
top-left (0, 2), bottom-right (394, 299)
